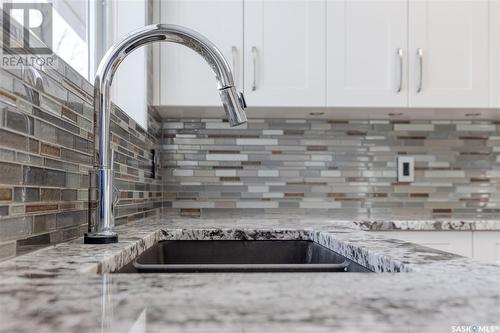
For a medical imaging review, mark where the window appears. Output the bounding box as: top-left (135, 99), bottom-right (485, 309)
top-left (52, 0), bottom-right (90, 79)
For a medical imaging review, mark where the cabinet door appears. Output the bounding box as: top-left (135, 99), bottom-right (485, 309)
top-left (409, 0), bottom-right (490, 107)
top-left (327, 1), bottom-right (408, 107)
top-left (244, 0), bottom-right (326, 107)
top-left (473, 232), bottom-right (500, 264)
top-left (160, 0), bottom-right (243, 106)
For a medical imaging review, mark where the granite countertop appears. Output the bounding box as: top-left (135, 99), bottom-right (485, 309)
top-left (0, 216), bottom-right (499, 333)
top-left (354, 219), bottom-right (500, 231)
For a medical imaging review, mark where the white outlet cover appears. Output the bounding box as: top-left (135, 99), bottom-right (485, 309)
top-left (397, 156), bottom-right (415, 182)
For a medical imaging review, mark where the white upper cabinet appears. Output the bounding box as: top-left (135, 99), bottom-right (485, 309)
top-left (244, 0), bottom-right (326, 107)
top-left (157, 0), bottom-right (494, 109)
top-left (159, 0), bottom-right (243, 106)
top-left (408, 0), bottom-right (490, 107)
top-left (327, 0), bottom-right (490, 108)
top-left (327, 1), bottom-right (408, 107)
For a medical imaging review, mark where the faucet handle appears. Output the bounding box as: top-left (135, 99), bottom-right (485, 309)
top-left (238, 91), bottom-right (247, 109)
top-left (111, 184), bottom-right (120, 214)
top-left (108, 148), bottom-right (120, 214)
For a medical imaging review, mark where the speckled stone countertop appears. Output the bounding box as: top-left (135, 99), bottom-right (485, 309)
top-left (354, 219), bottom-right (500, 231)
top-left (0, 216), bottom-right (499, 333)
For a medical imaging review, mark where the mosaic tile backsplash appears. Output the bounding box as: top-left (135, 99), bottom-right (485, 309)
top-left (0, 32), bottom-right (163, 261)
top-left (161, 119), bottom-right (500, 219)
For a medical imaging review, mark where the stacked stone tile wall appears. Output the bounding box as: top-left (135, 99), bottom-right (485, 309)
top-left (161, 119), bottom-right (500, 219)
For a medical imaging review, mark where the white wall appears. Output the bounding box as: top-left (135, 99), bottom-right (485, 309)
top-left (108, 0), bottom-right (147, 129)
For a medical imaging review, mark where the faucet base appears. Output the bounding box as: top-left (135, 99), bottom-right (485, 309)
top-left (84, 232), bottom-right (118, 244)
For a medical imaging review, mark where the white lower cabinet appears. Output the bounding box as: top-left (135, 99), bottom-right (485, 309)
top-left (473, 232), bottom-right (500, 264)
top-left (372, 231), bottom-right (500, 265)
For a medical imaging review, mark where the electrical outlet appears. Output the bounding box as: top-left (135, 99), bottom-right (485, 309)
top-left (397, 156), bottom-right (414, 182)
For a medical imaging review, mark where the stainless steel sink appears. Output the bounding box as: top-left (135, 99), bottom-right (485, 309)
top-left (117, 240), bottom-right (372, 273)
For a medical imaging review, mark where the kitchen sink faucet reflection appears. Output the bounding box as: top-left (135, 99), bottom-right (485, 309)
top-left (85, 24), bottom-right (248, 244)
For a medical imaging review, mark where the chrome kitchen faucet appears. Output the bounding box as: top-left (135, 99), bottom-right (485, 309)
top-left (84, 24), bottom-right (247, 244)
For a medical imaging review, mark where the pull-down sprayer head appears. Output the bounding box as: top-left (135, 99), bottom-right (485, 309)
top-left (220, 86), bottom-right (247, 126)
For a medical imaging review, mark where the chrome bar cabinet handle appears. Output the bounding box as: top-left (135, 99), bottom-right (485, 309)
top-left (396, 48), bottom-right (403, 93)
top-left (417, 48), bottom-right (423, 93)
top-left (252, 46), bottom-right (258, 91)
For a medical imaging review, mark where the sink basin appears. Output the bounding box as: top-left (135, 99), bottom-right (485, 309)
top-left (117, 240), bottom-right (372, 273)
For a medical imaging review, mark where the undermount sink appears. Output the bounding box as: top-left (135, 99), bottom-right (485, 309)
top-left (117, 240), bottom-right (372, 273)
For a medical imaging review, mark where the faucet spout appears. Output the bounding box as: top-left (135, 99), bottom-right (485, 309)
top-left (84, 24), bottom-right (247, 244)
